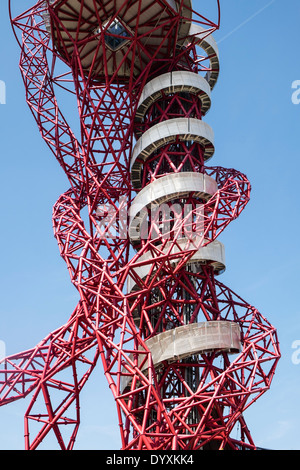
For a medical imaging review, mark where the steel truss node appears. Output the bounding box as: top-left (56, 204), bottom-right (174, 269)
top-left (1, 0), bottom-right (280, 450)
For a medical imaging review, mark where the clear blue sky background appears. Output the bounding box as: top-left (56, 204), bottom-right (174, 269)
top-left (0, 0), bottom-right (299, 450)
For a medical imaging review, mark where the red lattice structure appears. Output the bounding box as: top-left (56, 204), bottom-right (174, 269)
top-left (1, 0), bottom-right (280, 450)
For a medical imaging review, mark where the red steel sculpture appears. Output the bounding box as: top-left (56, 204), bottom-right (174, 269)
top-left (2, 0), bottom-right (280, 450)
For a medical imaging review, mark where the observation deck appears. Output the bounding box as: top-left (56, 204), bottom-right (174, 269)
top-left (48, 0), bottom-right (193, 80)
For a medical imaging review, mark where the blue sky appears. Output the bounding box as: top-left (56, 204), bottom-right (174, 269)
top-left (0, 0), bottom-right (299, 450)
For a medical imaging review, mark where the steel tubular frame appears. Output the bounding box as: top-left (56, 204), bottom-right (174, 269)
top-left (1, 0), bottom-right (280, 450)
